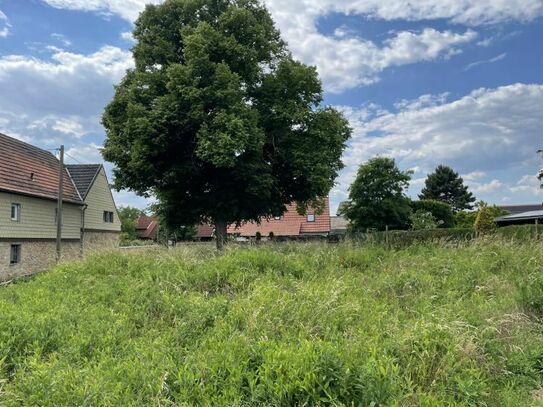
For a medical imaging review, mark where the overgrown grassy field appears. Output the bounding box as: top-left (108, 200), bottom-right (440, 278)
top-left (1, 241), bottom-right (543, 406)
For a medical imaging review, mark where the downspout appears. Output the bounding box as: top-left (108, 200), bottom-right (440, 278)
top-left (80, 204), bottom-right (88, 257)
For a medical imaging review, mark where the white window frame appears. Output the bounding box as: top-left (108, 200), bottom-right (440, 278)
top-left (307, 213), bottom-right (316, 222)
top-left (11, 203), bottom-right (21, 222)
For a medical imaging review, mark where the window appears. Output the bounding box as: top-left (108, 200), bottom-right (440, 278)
top-left (103, 211), bottom-right (114, 223)
top-left (11, 203), bottom-right (20, 222)
top-left (307, 214), bottom-right (315, 222)
top-left (10, 244), bottom-right (21, 265)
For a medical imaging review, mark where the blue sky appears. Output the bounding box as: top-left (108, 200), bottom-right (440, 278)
top-left (0, 0), bottom-right (542, 214)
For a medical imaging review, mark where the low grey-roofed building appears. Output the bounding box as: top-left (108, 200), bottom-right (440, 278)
top-left (499, 204), bottom-right (543, 215)
top-left (495, 210), bottom-right (543, 226)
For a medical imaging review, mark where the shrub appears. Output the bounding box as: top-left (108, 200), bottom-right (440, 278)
top-left (410, 210), bottom-right (438, 230)
top-left (455, 211), bottom-right (478, 229)
top-left (475, 204), bottom-right (506, 234)
top-left (411, 199), bottom-right (455, 228)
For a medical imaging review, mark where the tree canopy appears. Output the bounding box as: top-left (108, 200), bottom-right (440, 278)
top-left (343, 157), bottom-right (412, 231)
top-left (411, 199), bottom-right (455, 228)
top-left (102, 0), bottom-right (351, 248)
top-left (419, 165), bottom-right (476, 212)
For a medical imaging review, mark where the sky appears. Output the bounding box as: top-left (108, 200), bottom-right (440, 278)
top-left (0, 0), bottom-right (542, 215)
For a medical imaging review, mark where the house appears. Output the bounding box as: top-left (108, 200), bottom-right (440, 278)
top-left (135, 215), bottom-right (159, 240)
top-left (227, 198), bottom-right (331, 239)
top-left (0, 133), bottom-right (121, 280)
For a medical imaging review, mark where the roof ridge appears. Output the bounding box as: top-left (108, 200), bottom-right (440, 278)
top-left (0, 132), bottom-right (57, 159)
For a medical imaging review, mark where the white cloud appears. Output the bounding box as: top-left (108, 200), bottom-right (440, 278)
top-left (0, 10), bottom-right (11, 38)
top-left (38, 0), bottom-right (543, 93)
top-left (510, 175), bottom-right (543, 196)
top-left (334, 83), bottom-right (543, 205)
top-left (465, 52), bottom-right (507, 71)
top-left (471, 179), bottom-right (503, 193)
top-left (51, 32), bottom-right (72, 47)
top-left (41, 0), bottom-right (161, 22)
top-left (120, 31), bottom-right (135, 42)
top-left (0, 46), bottom-right (133, 118)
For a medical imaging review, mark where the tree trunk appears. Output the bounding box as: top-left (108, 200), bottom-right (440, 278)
top-left (215, 220), bottom-right (228, 251)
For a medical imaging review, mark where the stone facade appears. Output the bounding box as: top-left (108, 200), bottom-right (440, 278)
top-left (83, 231), bottom-right (120, 254)
top-left (0, 232), bottom-right (120, 281)
top-left (0, 240), bottom-right (81, 281)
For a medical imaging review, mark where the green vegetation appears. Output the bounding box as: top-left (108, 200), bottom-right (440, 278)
top-left (344, 157), bottom-right (413, 231)
top-left (411, 199), bottom-right (455, 228)
top-left (1, 243), bottom-right (542, 405)
top-left (117, 206), bottom-right (146, 243)
top-left (419, 165), bottom-right (476, 212)
top-left (102, 0), bottom-right (350, 249)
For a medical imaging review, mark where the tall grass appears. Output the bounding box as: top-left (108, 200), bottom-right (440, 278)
top-left (0, 241), bottom-right (542, 405)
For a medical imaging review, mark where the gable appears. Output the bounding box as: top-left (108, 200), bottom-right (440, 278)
top-left (83, 167), bottom-right (121, 232)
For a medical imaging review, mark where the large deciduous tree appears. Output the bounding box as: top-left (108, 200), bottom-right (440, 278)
top-left (102, 0), bottom-right (351, 249)
top-left (344, 157), bottom-right (412, 232)
top-left (419, 165), bottom-right (476, 212)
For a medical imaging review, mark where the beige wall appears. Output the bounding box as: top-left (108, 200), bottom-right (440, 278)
top-left (0, 192), bottom-right (82, 239)
top-left (84, 168), bottom-right (121, 232)
top-left (0, 240), bottom-right (81, 281)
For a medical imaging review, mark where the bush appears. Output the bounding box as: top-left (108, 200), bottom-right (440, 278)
top-left (410, 210), bottom-right (438, 230)
top-left (411, 199), bottom-right (455, 228)
top-left (475, 204), bottom-right (506, 234)
top-left (350, 228), bottom-right (475, 248)
top-left (455, 211), bottom-right (478, 229)
top-left (497, 225), bottom-right (543, 240)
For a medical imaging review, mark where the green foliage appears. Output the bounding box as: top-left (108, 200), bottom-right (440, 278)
top-left (410, 210), bottom-right (438, 230)
top-left (344, 157), bottom-right (412, 232)
top-left (1, 241), bottom-right (542, 405)
top-left (411, 199), bottom-right (455, 228)
top-left (117, 206), bottom-right (145, 242)
top-left (420, 165), bottom-right (476, 212)
top-left (350, 228), bottom-right (476, 247)
top-left (101, 0), bottom-right (351, 237)
top-left (497, 224), bottom-right (543, 240)
top-left (455, 210), bottom-right (478, 229)
top-left (475, 204), bottom-right (507, 233)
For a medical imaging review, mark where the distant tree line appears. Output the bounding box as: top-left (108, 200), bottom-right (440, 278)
top-left (342, 157), bottom-right (496, 232)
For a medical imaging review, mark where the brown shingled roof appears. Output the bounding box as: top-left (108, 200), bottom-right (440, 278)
top-left (136, 215), bottom-right (158, 240)
top-left (0, 133), bottom-right (82, 204)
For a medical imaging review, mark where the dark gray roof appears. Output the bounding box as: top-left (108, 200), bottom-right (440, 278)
top-left (500, 204), bottom-right (543, 215)
top-left (496, 210), bottom-right (543, 223)
top-left (66, 164), bottom-right (102, 199)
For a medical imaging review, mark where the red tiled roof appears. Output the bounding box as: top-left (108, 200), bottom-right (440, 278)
top-left (228, 198), bottom-right (331, 237)
top-left (197, 224), bottom-right (214, 239)
top-left (136, 215), bottom-right (158, 240)
top-left (0, 133), bottom-right (82, 204)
